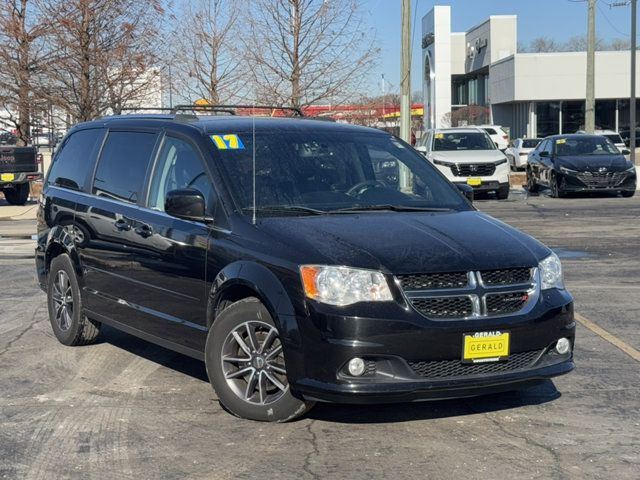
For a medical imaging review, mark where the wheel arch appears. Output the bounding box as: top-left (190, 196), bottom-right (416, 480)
top-left (44, 225), bottom-right (82, 279)
top-left (207, 261), bottom-right (297, 332)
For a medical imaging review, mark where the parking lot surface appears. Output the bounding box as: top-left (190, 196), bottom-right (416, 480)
top-left (1, 192), bottom-right (639, 480)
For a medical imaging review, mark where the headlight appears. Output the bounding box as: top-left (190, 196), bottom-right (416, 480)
top-left (539, 253), bottom-right (564, 290)
top-left (560, 166), bottom-right (577, 174)
top-left (433, 158), bottom-right (451, 166)
top-left (625, 163), bottom-right (636, 172)
top-left (495, 158), bottom-right (508, 166)
top-left (300, 265), bottom-right (393, 306)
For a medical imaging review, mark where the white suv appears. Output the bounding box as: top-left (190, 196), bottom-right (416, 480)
top-left (478, 125), bottom-right (510, 151)
top-left (416, 127), bottom-right (510, 199)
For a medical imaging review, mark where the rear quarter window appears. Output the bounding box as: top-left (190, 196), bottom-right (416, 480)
top-left (46, 128), bottom-right (105, 191)
top-left (483, 128), bottom-right (497, 135)
top-left (92, 131), bottom-right (157, 203)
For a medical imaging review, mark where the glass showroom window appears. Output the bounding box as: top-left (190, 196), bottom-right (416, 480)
top-left (536, 102), bottom-right (560, 138)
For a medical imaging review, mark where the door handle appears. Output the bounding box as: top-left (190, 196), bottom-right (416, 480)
top-left (114, 218), bottom-right (131, 231)
top-left (134, 224), bottom-right (153, 238)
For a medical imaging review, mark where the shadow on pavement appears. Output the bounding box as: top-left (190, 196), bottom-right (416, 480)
top-left (98, 325), bottom-right (209, 382)
top-left (307, 381), bottom-right (561, 424)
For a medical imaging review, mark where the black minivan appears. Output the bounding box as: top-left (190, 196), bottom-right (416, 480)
top-left (36, 112), bottom-right (575, 422)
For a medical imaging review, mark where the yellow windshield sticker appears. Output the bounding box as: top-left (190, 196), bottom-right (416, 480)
top-left (435, 133), bottom-right (444, 139)
top-left (210, 134), bottom-right (245, 150)
top-left (556, 138), bottom-right (567, 144)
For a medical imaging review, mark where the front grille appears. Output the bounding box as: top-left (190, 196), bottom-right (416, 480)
top-left (451, 163), bottom-right (496, 177)
top-left (408, 349), bottom-right (542, 378)
top-left (398, 267), bottom-right (536, 320)
top-left (480, 267), bottom-right (532, 286)
top-left (485, 291), bottom-right (529, 316)
top-left (409, 297), bottom-right (473, 319)
top-left (576, 171), bottom-right (626, 188)
top-left (397, 272), bottom-right (468, 290)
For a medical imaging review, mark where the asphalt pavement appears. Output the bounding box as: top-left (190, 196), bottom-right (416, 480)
top-left (0, 190), bottom-right (639, 480)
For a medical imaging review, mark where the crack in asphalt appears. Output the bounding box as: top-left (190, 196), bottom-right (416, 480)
top-left (0, 306), bottom-right (43, 357)
top-left (302, 420), bottom-right (321, 480)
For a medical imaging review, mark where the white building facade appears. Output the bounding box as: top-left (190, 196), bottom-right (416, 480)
top-left (422, 5), bottom-right (640, 138)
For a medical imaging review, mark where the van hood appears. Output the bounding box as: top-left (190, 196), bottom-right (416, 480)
top-left (557, 154), bottom-right (630, 172)
top-left (431, 150), bottom-right (506, 164)
top-left (257, 211), bottom-right (550, 274)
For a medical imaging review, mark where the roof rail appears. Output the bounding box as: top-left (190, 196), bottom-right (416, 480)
top-left (170, 104), bottom-right (304, 117)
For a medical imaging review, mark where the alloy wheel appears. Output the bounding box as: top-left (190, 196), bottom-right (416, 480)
top-left (220, 321), bottom-right (288, 405)
top-left (51, 271), bottom-right (73, 331)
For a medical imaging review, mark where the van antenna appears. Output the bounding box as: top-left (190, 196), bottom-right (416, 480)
top-left (251, 101), bottom-right (256, 225)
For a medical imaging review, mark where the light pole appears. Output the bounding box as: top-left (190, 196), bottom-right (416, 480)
top-left (585, 0), bottom-right (596, 134)
top-left (630, 0), bottom-right (637, 164)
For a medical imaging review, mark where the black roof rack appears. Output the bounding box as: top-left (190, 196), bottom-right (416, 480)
top-left (170, 104), bottom-right (304, 117)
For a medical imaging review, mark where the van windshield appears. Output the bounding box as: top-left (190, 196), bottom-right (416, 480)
top-left (432, 132), bottom-right (495, 151)
top-left (211, 131), bottom-right (471, 215)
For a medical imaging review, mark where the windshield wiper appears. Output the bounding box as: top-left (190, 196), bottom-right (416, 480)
top-left (245, 205), bottom-right (326, 216)
top-left (328, 205), bottom-right (453, 213)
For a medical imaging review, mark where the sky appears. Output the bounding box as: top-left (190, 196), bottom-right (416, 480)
top-left (360, 0), bottom-right (637, 97)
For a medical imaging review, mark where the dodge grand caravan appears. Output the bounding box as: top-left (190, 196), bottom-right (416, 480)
top-left (36, 112), bottom-right (575, 422)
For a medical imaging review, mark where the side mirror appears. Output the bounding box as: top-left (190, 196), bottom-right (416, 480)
top-left (539, 151), bottom-right (549, 158)
top-left (165, 188), bottom-right (210, 222)
top-left (456, 183), bottom-right (474, 203)
top-left (621, 148), bottom-right (631, 155)
top-left (415, 145), bottom-right (427, 155)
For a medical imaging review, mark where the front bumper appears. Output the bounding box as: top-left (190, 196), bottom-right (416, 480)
top-left (557, 169), bottom-right (636, 193)
top-left (435, 161), bottom-right (510, 193)
top-left (286, 289), bottom-right (575, 404)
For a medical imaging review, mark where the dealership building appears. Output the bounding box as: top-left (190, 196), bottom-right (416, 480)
top-left (421, 5), bottom-right (640, 138)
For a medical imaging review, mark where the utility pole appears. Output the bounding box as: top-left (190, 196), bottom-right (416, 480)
top-left (400, 0), bottom-right (411, 143)
top-left (631, 0), bottom-right (637, 165)
top-left (399, 0), bottom-right (412, 192)
top-left (585, 0), bottom-right (596, 134)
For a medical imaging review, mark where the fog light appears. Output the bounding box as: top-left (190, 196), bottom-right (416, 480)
top-left (347, 357), bottom-right (366, 376)
top-left (555, 337), bottom-right (571, 355)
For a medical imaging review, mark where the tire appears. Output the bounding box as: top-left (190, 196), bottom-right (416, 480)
top-left (526, 169), bottom-right (539, 193)
top-left (621, 190), bottom-right (635, 198)
top-left (205, 297), bottom-right (314, 422)
top-left (550, 173), bottom-right (566, 198)
top-left (4, 183), bottom-right (30, 205)
top-left (496, 185), bottom-right (510, 200)
top-left (47, 254), bottom-right (101, 346)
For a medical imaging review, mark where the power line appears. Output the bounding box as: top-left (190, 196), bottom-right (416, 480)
top-left (597, 0), bottom-right (632, 37)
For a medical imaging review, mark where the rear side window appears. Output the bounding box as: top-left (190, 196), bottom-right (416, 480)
top-left (47, 129), bottom-right (105, 191)
top-left (93, 131), bottom-right (157, 203)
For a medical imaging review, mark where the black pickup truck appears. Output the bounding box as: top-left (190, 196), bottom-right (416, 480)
top-left (0, 146), bottom-right (41, 205)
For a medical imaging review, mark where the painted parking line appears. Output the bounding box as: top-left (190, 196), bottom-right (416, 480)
top-left (575, 312), bottom-right (640, 362)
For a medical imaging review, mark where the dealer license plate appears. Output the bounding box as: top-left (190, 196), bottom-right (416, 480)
top-left (1, 173), bottom-right (14, 181)
top-left (462, 331), bottom-right (510, 363)
top-left (466, 177), bottom-right (482, 186)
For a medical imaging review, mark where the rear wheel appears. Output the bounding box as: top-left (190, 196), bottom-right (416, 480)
top-left (205, 297), bottom-right (314, 422)
top-left (526, 169), bottom-right (539, 193)
top-left (47, 254), bottom-right (101, 346)
top-left (3, 183), bottom-right (30, 205)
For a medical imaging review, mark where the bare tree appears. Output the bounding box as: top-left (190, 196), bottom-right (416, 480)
top-left (0, 0), bottom-right (49, 144)
top-left (245, 0), bottom-right (379, 108)
top-left (171, 0), bottom-right (243, 105)
top-left (563, 34), bottom-right (605, 52)
top-left (609, 38), bottom-right (631, 51)
top-left (41, 0), bottom-right (164, 122)
top-left (528, 37), bottom-right (559, 53)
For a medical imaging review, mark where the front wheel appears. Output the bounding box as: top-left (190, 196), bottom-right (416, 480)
top-left (205, 297), bottom-right (314, 422)
top-left (526, 169), bottom-right (539, 193)
top-left (496, 185), bottom-right (510, 200)
top-left (550, 173), bottom-right (566, 198)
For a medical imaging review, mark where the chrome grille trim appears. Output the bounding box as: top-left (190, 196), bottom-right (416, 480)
top-left (399, 268), bottom-right (539, 320)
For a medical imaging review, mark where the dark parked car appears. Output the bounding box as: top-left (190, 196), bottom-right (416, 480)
top-left (36, 113), bottom-right (575, 422)
top-left (526, 134), bottom-right (636, 198)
